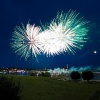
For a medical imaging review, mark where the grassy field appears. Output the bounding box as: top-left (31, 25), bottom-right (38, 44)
top-left (10, 75), bottom-right (100, 100)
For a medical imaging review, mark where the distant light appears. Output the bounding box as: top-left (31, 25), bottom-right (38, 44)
top-left (94, 51), bottom-right (97, 54)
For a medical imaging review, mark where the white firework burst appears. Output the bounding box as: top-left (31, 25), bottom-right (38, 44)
top-left (38, 24), bottom-right (67, 56)
top-left (11, 23), bottom-right (42, 60)
top-left (40, 10), bottom-right (89, 56)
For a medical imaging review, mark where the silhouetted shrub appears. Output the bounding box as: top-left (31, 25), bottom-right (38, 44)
top-left (41, 72), bottom-right (45, 76)
top-left (38, 73), bottom-right (42, 76)
top-left (0, 75), bottom-right (22, 100)
top-left (70, 71), bottom-right (80, 80)
top-left (30, 72), bottom-right (37, 76)
top-left (44, 72), bottom-right (51, 77)
top-left (82, 70), bottom-right (94, 82)
top-left (38, 72), bottom-right (51, 77)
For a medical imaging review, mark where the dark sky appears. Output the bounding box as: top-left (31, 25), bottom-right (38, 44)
top-left (0, 0), bottom-right (100, 69)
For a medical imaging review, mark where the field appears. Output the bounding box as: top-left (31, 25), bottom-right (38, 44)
top-left (11, 76), bottom-right (100, 100)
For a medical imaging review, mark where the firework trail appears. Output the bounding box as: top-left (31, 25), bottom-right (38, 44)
top-left (11, 23), bottom-right (42, 60)
top-left (40, 10), bottom-right (89, 56)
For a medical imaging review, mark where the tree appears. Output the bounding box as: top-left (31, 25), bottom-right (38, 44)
top-left (82, 70), bottom-right (94, 82)
top-left (70, 71), bottom-right (80, 81)
top-left (0, 75), bottom-right (22, 100)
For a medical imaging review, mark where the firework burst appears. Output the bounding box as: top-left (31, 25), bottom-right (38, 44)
top-left (41, 10), bottom-right (89, 56)
top-left (11, 23), bottom-right (42, 60)
top-left (11, 10), bottom-right (89, 60)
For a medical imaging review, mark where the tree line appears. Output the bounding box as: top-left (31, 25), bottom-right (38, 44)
top-left (70, 70), bottom-right (94, 82)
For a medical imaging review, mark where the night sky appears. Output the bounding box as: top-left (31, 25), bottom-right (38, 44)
top-left (0, 0), bottom-right (100, 69)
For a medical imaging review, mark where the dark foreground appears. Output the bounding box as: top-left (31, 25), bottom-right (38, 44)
top-left (9, 75), bottom-right (100, 100)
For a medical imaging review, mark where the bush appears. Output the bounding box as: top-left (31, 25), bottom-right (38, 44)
top-left (30, 72), bottom-right (37, 76)
top-left (41, 72), bottom-right (45, 76)
top-left (70, 71), bottom-right (80, 80)
top-left (44, 72), bottom-right (51, 77)
top-left (82, 70), bottom-right (94, 82)
top-left (38, 72), bottom-right (51, 77)
top-left (0, 75), bottom-right (22, 100)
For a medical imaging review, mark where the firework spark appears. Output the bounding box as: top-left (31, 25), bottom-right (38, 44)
top-left (40, 10), bottom-right (89, 56)
top-left (11, 23), bottom-right (42, 60)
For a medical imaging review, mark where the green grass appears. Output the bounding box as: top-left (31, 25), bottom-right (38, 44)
top-left (8, 75), bottom-right (100, 100)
